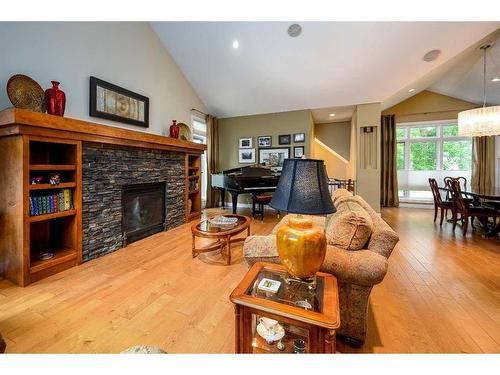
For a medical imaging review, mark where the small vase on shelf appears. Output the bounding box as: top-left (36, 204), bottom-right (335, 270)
top-left (169, 120), bottom-right (179, 138)
top-left (44, 81), bottom-right (66, 116)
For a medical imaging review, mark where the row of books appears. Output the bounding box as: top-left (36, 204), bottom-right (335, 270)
top-left (29, 189), bottom-right (74, 216)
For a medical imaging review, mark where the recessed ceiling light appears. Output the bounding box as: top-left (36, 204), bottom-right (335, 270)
top-left (329, 113), bottom-right (335, 117)
top-left (288, 24), bottom-right (302, 38)
top-left (423, 49), bottom-right (441, 62)
top-left (492, 77), bottom-right (500, 82)
top-left (232, 40), bottom-right (239, 49)
top-left (408, 88), bottom-right (415, 93)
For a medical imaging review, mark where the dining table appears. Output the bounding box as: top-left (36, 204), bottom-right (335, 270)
top-left (438, 186), bottom-right (500, 238)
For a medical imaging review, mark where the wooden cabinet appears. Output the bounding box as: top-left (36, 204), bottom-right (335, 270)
top-left (0, 135), bottom-right (82, 286)
top-left (230, 262), bottom-right (340, 354)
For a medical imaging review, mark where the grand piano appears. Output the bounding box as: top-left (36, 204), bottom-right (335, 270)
top-left (211, 165), bottom-right (281, 214)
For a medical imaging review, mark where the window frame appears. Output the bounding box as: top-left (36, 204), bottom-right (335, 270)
top-left (396, 119), bottom-right (472, 172)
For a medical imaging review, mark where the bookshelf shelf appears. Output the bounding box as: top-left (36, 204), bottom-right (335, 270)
top-left (29, 182), bottom-right (76, 191)
top-left (30, 247), bottom-right (77, 274)
top-left (185, 153), bottom-right (202, 222)
top-left (29, 209), bottom-right (77, 223)
top-left (30, 164), bottom-right (76, 171)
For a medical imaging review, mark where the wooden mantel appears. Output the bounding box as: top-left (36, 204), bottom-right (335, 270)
top-left (0, 108), bottom-right (207, 153)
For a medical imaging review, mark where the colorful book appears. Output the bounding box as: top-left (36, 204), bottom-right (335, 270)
top-left (63, 189), bottom-right (71, 211)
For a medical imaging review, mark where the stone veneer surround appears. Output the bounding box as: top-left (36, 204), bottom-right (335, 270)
top-left (82, 142), bottom-right (185, 261)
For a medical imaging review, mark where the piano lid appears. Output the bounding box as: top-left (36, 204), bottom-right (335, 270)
top-left (224, 164), bottom-right (279, 177)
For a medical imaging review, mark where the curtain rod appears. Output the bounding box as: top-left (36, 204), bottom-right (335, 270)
top-left (191, 108), bottom-right (209, 117)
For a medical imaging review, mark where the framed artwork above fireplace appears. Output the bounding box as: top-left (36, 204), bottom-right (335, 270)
top-left (89, 76), bottom-right (150, 128)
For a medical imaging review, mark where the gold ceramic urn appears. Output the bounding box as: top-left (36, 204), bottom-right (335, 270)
top-left (276, 215), bottom-right (326, 279)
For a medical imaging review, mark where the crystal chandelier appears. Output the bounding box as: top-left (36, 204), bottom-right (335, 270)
top-left (458, 44), bottom-right (500, 137)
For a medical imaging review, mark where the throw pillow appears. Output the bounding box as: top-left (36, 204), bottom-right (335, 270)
top-left (325, 200), bottom-right (373, 250)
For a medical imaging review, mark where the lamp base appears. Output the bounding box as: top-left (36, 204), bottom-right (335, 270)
top-left (276, 214), bottom-right (327, 280)
top-left (284, 273), bottom-right (317, 290)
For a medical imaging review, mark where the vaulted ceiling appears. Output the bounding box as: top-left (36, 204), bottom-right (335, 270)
top-left (151, 22), bottom-right (500, 118)
top-left (429, 33), bottom-right (500, 106)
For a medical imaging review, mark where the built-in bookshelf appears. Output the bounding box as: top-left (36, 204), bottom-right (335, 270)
top-left (26, 138), bottom-right (82, 284)
top-left (185, 154), bottom-right (202, 222)
top-left (0, 135), bottom-right (83, 286)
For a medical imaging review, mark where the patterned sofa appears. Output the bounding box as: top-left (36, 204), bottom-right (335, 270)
top-left (243, 189), bottom-right (399, 345)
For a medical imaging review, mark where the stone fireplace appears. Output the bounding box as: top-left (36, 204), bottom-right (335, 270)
top-left (122, 182), bottom-right (166, 246)
top-left (82, 142), bottom-right (185, 261)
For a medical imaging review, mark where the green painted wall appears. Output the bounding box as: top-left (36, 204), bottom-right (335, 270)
top-left (218, 109), bottom-right (312, 204)
top-left (218, 110), bottom-right (312, 171)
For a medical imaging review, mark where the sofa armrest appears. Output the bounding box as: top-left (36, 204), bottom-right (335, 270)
top-left (321, 245), bottom-right (388, 286)
top-left (243, 235), bottom-right (280, 265)
top-left (367, 218), bottom-right (399, 258)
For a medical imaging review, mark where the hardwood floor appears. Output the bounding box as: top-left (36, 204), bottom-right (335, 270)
top-left (0, 207), bottom-right (499, 353)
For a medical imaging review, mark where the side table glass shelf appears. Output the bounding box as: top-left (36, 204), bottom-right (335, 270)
top-left (230, 262), bottom-right (340, 354)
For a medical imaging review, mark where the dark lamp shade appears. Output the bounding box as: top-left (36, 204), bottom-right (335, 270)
top-left (269, 159), bottom-right (336, 215)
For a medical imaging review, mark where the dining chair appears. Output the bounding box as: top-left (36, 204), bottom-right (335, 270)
top-left (448, 179), bottom-right (500, 236)
top-left (429, 178), bottom-right (453, 225)
top-left (444, 176), bottom-right (467, 191)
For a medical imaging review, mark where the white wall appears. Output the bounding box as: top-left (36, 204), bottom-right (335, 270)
top-left (0, 22), bottom-right (207, 135)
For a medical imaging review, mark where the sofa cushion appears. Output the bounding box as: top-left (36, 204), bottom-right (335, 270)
top-left (325, 200), bottom-right (373, 250)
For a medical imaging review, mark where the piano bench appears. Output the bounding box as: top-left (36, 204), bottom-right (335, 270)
top-left (252, 194), bottom-right (277, 221)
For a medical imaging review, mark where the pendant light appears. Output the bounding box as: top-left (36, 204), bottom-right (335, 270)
top-left (458, 44), bottom-right (500, 137)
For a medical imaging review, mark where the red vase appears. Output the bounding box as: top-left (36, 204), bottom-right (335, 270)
top-left (169, 120), bottom-right (179, 138)
top-left (45, 81), bottom-right (66, 116)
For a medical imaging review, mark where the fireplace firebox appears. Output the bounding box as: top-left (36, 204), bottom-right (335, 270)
top-left (122, 182), bottom-right (167, 246)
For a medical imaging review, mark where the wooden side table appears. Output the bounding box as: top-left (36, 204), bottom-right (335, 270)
top-left (191, 214), bottom-right (251, 265)
top-left (230, 262), bottom-right (340, 354)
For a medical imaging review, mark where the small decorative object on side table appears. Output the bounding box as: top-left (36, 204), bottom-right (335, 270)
top-left (230, 262), bottom-right (340, 354)
top-left (191, 214), bottom-right (251, 265)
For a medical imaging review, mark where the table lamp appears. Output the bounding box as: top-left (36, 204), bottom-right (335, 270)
top-left (269, 159), bottom-right (336, 282)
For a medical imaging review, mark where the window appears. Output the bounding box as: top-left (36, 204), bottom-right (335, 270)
top-left (396, 142), bottom-right (405, 170)
top-left (410, 141), bottom-right (437, 170)
top-left (191, 115), bottom-right (208, 208)
top-left (396, 122), bottom-right (472, 202)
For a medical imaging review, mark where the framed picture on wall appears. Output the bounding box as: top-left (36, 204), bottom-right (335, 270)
top-left (293, 133), bottom-right (305, 143)
top-left (239, 148), bottom-right (256, 163)
top-left (278, 134), bottom-right (291, 145)
top-left (89, 76), bottom-right (149, 128)
top-left (239, 137), bottom-right (253, 148)
top-left (259, 147), bottom-right (290, 170)
top-left (258, 136), bottom-right (272, 148)
top-left (294, 146), bottom-right (304, 158)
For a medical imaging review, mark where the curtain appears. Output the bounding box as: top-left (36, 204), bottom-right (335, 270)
top-left (380, 114), bottom-right (399, 207)
top-left (472, 136), bottom-right (496, 195)
top-left (205, 114), bottom-right (220, 208)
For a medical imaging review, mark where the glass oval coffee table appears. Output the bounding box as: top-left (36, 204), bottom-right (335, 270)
top-left (191, 214), bottom-right (251, 265)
